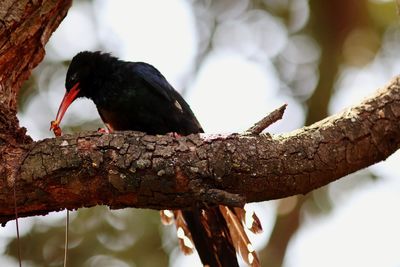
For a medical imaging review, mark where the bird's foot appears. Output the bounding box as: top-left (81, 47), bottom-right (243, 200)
top-left (167, 132), bottom-right (181, 138)
top-left (97, 127), bottom-right (110, 134)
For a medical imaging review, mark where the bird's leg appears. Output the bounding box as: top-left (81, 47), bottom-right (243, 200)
top-left (98, 123), bottom-right (113, 134)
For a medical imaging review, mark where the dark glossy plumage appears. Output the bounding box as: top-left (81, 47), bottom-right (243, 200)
top-left (66, 51), bottom-right (203, 135)
top-left (58, 51), bottom-right (261, 267)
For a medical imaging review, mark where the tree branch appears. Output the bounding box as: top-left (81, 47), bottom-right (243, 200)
top-left (1, 76), bottom-right (399, 224)
top-left (0, 1), bottom-right (400, 230)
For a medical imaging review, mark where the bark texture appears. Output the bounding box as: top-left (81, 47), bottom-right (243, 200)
top-left (1, 76), bottom-right (400, 224)
top-left (0, 0), bottom-right (71, 110)
top-left (0, 0), bottom-right (72, 223)
top-left (0, 1), bottom-right (399, 227)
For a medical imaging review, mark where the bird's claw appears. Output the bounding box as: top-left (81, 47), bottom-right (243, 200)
top-left (167, 132), bottom-right (181, 138)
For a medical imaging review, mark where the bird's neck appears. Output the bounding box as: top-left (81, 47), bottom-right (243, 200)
top-left (83, 61), bottom-right (124, 107)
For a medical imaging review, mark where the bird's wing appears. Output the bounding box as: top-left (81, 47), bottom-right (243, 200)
top-left (130, 62), bottom-right (176, 102)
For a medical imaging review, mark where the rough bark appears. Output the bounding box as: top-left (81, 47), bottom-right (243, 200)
top-left (0, 1), bottom-right (399, 228)
top-left (0, 76), bottom-right (399, 224)
top-left (0, 0), bottom-right (72, 110)
top-left (0, 0), bottom-right (71, 222)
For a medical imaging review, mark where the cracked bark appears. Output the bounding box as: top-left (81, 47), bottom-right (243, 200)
top-left (2, 77), bottom-right (400, 224)
top-left (1, 1), bottom-right (400, 227)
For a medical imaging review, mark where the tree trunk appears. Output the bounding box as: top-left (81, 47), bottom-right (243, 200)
top-left (0, 0), bottom-right (72, 224)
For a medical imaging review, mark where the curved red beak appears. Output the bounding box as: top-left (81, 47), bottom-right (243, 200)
top-left (50, 82), bottom-right (80, 130)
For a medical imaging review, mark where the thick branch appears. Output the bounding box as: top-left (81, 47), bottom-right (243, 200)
top-left (1, 76), bottom-right (400, 224)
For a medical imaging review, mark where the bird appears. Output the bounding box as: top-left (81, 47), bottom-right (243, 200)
top-left (51, 51), bottom-right (262, 267)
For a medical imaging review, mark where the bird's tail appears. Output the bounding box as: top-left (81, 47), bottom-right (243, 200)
top-left (161, 206), bottom-right (262, 267)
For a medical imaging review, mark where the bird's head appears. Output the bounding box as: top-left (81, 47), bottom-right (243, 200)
top-left (52, 51), bottom-right (112, 128)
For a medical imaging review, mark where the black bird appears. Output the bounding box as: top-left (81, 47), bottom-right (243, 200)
top-left (51, 51), bottom-right (262, 267)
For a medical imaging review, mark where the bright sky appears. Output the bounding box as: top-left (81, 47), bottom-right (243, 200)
top-left (13, 1), bottom-right (400, 267)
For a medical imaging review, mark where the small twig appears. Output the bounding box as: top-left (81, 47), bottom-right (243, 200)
top-left (9, 147), bottom-right (35, 267)
top-left (13, 184), bottom-right (22, 267)
top-left (63, 210), bottom-right (69, 267)
top-left (245, 104), bottom-right (287, 135)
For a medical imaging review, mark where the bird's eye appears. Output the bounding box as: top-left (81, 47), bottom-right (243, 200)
top-left (70, 72), bottom-right (78, 83)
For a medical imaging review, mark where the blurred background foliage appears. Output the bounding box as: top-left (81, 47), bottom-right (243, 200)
top-left (5, 0), bottom-right (400, 266)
